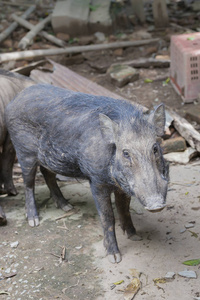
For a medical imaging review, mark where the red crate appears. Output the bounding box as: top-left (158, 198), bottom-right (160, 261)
top-left (170, 32), bottom-right (200, 103)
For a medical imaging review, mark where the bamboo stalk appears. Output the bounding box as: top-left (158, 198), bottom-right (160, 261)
top-left (18, 14), bottom-right (52, 49)
top-left (0, 38), bottom-right (160, 63)
top-left (12, 14), bottom-right (65, 47)
top-left (0, 5), bottom-right (36, 44)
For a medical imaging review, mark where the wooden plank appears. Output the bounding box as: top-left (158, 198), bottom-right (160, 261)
top-left (0, 38), bottom-right (159, 63)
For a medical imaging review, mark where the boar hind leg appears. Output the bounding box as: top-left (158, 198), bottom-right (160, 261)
top-left (21, 162), bottom-right (39, 227)
top-left (0, 153), bottom-right (3, 193)
top-left (40, 166), bottom-right (73, 212)
top-left (114, 190), bottom-right (142, 241)
top-left (90, 183), bottom-right (121, 264)
top-left (0, 205), bottom-right (7, 226)
top-left (1, 134), bottom-right (17, 196)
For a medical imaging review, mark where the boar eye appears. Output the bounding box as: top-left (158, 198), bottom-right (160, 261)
top-left (153, 143), bottom-right (158, 154)
top-left (123, 150), bottom-right (130, 159)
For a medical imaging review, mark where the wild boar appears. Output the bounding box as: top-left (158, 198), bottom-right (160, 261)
top-left (5, 84), bottom-right (169, 262)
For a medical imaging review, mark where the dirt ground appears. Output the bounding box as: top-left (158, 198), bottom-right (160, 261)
top-left (1, 2), bottom-right (200, 299)
top-left (1, 44), bottom-right (200, 300)
top-left (0, 161), bottom-right (200, 300)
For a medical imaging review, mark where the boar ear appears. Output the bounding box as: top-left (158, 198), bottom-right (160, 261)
top-left (99, 113), bottom-right (118, 144)
top-left (150, 104), bottom-right (166, 136)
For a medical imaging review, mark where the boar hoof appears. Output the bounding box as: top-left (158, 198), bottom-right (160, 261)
top-left (129, 234), bottom-right (142, 241)
top-left (108, 253), bottom-right (122, 264)
top-left (61, 203), bottom-right (74, 212)
top-left (0, 207), bottom-right (7, 226)
top-left (0, 215), bottom-right (7, 226)
top-left (8, 188), bottom-right (18, 196)
top-left (28, 217), bottom-right (40, 227)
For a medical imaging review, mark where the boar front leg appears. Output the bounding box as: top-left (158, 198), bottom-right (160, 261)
top-left (1, 134), bottom-right (17, 195)
top-left (40, 166), bottom-right (73, 212)
top-left (115, 190), bottom-right (142, 241)
top-left (0, 152), bottom-right (3, 193)
top-left (21, 161), bottom-right (39, 227)
top-left (90, 182), bottom-right (121, 263)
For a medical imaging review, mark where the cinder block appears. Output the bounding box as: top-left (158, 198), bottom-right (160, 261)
top-left (89, 0), bottom-right (112, 33)
top-left (51, 0), bottom-right (90, 36)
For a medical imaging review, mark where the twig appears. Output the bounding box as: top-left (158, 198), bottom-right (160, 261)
top-left (57, 226), bottom-right (69, 230)
top-left (0, 38), bottom-right (160, 63)
top-left (12, 14), bottom-right (65, 48)
top-left (18, 14), bottom-right (52, 49)
top-left (0, 5), bottom-right (36, 43)
top-left (55, 208), bottom-right (79, 221)
top-left (46, 252), bottom-right (61, 259)
top-left (112, 57), bottom-right (170, 68)
top-left (62, 280), bottom-right (80, 294)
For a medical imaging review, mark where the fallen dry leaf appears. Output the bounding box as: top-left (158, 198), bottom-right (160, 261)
top-left (124, 277), bottom-right (141, 300)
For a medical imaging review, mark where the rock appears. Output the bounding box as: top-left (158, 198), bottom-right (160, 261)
top-left (56, 32), bottom-right (70, 42)
top-left (88, 60), bottom-right (109, 73)
top-left (131, 30), bottom-right (152, 40)
top-left (5, 267), bottom-right (11, 274)
top-left (10, 241), bottom-right (19, 248)
top-left (89, 0), bottom-right (112, 34)
top-left (107, 64), bottom-right (139, 88)
top-left (94, 31), bottom-right (106, 42)
top-left (113, 48), bottom-right (123, 56)
top-left (143, 46), bottom-right (158, 56)
top-left (51, 0), bottom-right (90, 36)
top-left (165, 272), bottom-right (176, 279)
top-left (185, 223), bottom-right (195, 229)
top-left (164, 147), bottom-right (198, 164)
top-left (161, 137), bottom-right (187, 154)
top-left (65, 54), bottom-right (84, 66)
top-left (178, 270), bottom-right (197, 279)
top-left (180, 228), bottom-right (186, 233)
top-left (78, 35), bottom-right (94, 45)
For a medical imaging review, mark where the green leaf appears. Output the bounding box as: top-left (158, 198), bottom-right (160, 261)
top-left (182, 259), bottom-right (200, 266)
top-left (144, 78), bottom-right (153, 83)
top-left (188, 230), bottom-right (198, 238)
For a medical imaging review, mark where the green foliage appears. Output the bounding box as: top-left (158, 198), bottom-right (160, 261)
top-left (182, 259), bottom-right (200, 266)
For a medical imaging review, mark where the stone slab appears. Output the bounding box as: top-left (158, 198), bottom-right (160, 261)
top-left (107, 64), bottom-right (139, 88)
top-left (51, 0), bottom-right (90, 36)
top-left (89, 0), bottom-right (112, 33)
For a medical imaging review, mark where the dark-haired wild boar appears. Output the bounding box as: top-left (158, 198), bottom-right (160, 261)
top-left (0, 70), bottom-right (34, 226)
top-left (5, 84), bottom-right (169, 263)
top-left (0, 69), bottom-right (35, 196)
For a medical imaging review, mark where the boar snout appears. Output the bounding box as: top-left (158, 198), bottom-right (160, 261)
top-left (144, 196), bottom-right (166, 213)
